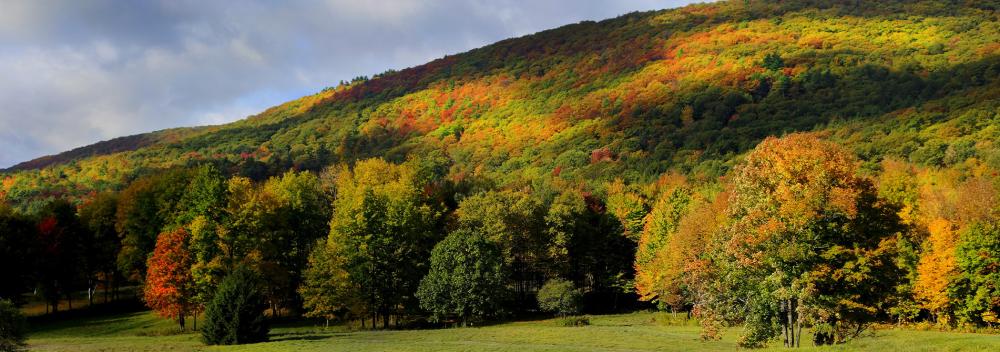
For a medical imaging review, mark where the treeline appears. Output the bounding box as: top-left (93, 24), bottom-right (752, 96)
top-left (0, 153), bottom-right (638, 327)
top-left (633, 134), bottom-right (1000, 347)
top-left (2, 133), bottom-right (1000, 347)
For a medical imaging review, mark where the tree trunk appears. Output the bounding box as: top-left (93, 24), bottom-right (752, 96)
top-left (179, 313), bottom-right (186, 331)
top-left (782, 300), bottom-right (789, 347)
top-left (786, 298), bottom-right (795, 348)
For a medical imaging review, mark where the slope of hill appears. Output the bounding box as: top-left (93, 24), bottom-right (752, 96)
top-left (2, 0), bottom-right (999, 211)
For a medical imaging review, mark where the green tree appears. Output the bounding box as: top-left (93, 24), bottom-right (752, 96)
top-left (456, 190), bottom-right (547, 305)
top-left (202, 266), bottom-right (269, 345)
top-left (116, 169), bottom-right (191, 281)
top-left (258, 171), bottom-right (331, 315)
top-left (328, 159), bottom-right (440, 328)
top-left (299, 239), bottom-right (357, 327)
top-left (417, 228), bottom-right (508, 325)
top-left (951, 221), bottom-right (1000, 326)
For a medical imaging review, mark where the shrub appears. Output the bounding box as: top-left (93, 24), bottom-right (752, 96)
top-left (0, 299), bottom-right (27, 352)
top-left (556, 316), bottom-right (590, 327)
top-left (202, 267), bottom-right (269, 345)
top-left (537, 278), bottom-right (583, 317)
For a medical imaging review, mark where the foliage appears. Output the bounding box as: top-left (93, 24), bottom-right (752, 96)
top-left (299, 239), bottom-right (356, 326)
top-left (202, 266), bottom-right (269, 345)
top-left (0, 299), bottom-right (26, 352)
top-left (712, 133), bottom-right (903, 347)
top-left (951, 221), bottom-right (1000, 326)
top-left (327, 158), bottom-right (441, 328)
top-left (417, 228), bottom-right (508, 325)
top-left (537, 278), bottom-right (583, 317)
top-left (144, 228), bottom-right (194, 329)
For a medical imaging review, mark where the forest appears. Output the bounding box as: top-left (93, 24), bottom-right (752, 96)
top-left (2, 0), bottom-right (1000, 350)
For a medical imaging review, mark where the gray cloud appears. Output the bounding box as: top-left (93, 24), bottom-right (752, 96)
top-left (0, 0), bottom-right (699, 167)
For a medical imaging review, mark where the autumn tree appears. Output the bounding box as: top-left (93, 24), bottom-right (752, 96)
top-left (635, 181), bottom-right (727, 314)
top-left (715, 133), bottom-right (902, 347)
top-left (257, 170), bottom-right (331, 316)
top-left (144, 228), bottom-right (195, 330)
top-left (634, 180), bottom-right (692, 310)
top-left (299, 239), bottom-right (357, 328)
top-left (328, 158), bottom-right (441, 329)
top-left (913, 219), bottom-right (958, 323)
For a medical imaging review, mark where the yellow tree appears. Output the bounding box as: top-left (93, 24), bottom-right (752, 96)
top-left (913, 218), bottom-right (958, 322)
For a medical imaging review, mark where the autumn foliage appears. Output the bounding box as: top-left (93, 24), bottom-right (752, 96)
top-left (144, 228), bottom-right (194, 329)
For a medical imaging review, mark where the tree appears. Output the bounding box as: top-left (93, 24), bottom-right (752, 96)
top-left (634, 182), bottom-right (692, 309)
top-left (328, 159), bottom-right (440, 329)
top-left (36, 200), bottom-right (85, 313)
top-left (0, 299), bottom-right (26, 352)
top-left (78, 192), bottom-right (121, 305)
top-left (417, 228), bottom-right (507, 325)
top-left (116, 169), bottom-right (191, 282)
top-left (914, 218), bottom-right (958, 323)
top-left (202, 266), bottom-right (269, 345)
top-left (258, 171), bottom-right (331, 316)
top-left (537, 278), bottom-right (583, 317)
top-left (950, 221), bottom-right (1000, 326)
top-left (0, 208), bottom-right (36, 305)
top-left (455, 190), bottom-right (546, 306)
top-left (144, 228), bottom-right (195, 330)
top-left (715, 133), bottom-right (902, 347)
top-left (299, 239), bottom-right (356, 327)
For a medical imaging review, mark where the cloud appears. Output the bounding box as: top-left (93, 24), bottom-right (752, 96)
top-left (0, 0), bottom-right (699, 168)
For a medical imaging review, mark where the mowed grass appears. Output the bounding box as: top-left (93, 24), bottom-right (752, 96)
top-left (26, 310), bottom-right (1000, 352)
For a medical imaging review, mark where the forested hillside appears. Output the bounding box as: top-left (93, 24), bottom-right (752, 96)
top-left (2, 0), bottom-right (997, 211)
top-left (2, 0), bottom-right (1000, 349)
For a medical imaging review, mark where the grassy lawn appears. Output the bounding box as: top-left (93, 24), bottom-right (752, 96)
top-left (26, 310), bottom-right (1000, 351)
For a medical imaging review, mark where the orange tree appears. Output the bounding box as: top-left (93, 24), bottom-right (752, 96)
top-left (711, 133), bottom-right (904, 348)
top-left (144, 228), bottom-right (195, 329)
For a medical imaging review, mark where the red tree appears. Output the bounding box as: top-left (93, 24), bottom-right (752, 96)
top-left (144, 228), bottom-right (194, 329)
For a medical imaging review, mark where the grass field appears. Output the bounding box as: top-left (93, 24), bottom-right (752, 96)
top-left (26, 309), bottom-right (1000, 351)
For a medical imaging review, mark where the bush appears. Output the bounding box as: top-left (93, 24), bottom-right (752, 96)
top-left (0, 299), bottom-right (27, 352)
top-left (556, 316), bottom-right (590, 327)
top-left (202, 267), bottom-right (269, 345)
top-left (537, 278), bottom-right (583, 317)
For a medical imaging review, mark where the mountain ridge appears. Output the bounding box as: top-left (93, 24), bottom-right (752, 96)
top-left (3, 0), bottom-right (999, 211)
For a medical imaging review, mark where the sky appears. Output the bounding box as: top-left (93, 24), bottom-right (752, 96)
top-left (0, 0), bottom-right (699, 168)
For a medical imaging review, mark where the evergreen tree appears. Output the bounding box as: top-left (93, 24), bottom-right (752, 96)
top-left (202, 266), bottom-right (269, 345)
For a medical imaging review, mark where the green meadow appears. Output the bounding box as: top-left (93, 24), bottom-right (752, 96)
top-left (26, 310), bottom-right (1000, 352)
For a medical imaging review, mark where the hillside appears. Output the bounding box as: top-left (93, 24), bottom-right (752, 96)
top-left (3, 0), bottom-right (1000, 211)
